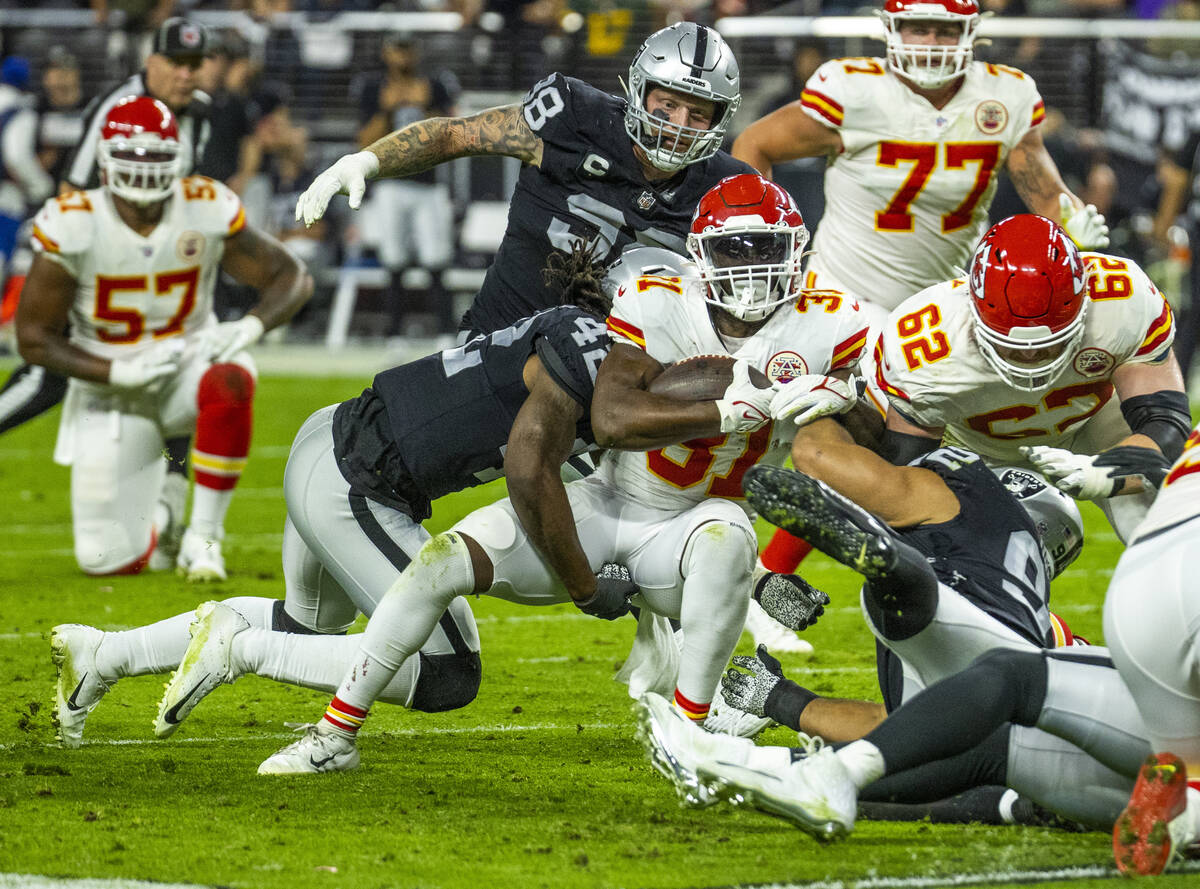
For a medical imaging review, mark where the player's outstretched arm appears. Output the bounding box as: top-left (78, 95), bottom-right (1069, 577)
top-left (1005, 126), bottom-right (1110, 251)
top-left (590, 343), bottom-right (733, 450)
top-left (16, 255), bottom-right (111, 384)
top-left (731, 102), bottom-right (842, 179)
top-left (790, 417), bottom-right (959, 528)
top-left (220, 223), bottom-right (313, 340)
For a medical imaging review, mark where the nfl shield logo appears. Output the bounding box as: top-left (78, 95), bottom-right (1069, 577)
top-left (636, 191), bottom-right (655, 212)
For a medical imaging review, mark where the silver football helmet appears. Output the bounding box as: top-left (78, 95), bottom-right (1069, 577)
top-left (602, 246), bottom-right (693, 301)
top-left (993, 466), bottom-right (1084, 579)
top-left (624, 23), bottom-right (741, 172)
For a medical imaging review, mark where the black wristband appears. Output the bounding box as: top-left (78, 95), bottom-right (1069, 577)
top-left (763, 678), bottom-right (819, 732)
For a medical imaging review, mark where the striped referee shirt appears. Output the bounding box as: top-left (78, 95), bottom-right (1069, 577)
top-left (61, 72), bottom-right (212, 191)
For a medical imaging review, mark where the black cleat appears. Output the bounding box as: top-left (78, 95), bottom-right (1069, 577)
top-left (743, 466), bottom-right (898, 579)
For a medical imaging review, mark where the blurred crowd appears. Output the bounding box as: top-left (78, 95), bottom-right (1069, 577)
top-left (2, 0), bottom-right (1200, 351)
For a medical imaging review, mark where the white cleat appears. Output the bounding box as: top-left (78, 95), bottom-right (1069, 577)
top-left (50, 624), bottom-right (112, 749)
top-left (705, 685), bottom-right (772, 739)
top-left (258, 723), bottom-right (360, 775)
top-left (176, 527), bottom-right (227, 582)
top-left (745, 597), bottom-right (815, 655)
top-left (717, 744), bottom-right (858, 842)
top-left (148, 472), bottom-right (188, 572)
top-left (635, 691), bottom-right (770, 808)
top-left (154, 601), bottom-right (248, 738)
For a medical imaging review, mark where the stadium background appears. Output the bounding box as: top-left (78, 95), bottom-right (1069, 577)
top-left (2, 4), bottom-right (1200, 888)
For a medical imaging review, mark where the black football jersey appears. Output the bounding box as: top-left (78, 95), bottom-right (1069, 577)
top-left (332, 306), bottom-right (609, 520)
top-left (898, 447), bottom-right (1052, 647)
top-left (460, 73), bottom-right (754, 335)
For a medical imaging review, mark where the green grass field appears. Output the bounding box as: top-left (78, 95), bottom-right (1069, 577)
top-left (0, 373), bottom-right (1195, 889)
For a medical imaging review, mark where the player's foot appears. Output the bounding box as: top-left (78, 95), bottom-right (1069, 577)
top-left (635, 691), bottom-right (772, 808)
top-left (258, 723), bottom-right (360, 775)
top-left (705, 684), bottom-right (772, 739)
top-left (50, 624), bottom-right (113, 748)
top-left (176, 527), bottom-right (226, 583)
top-left (719, 742), bottom-right (857, 842)
top-left (148, 472), bottom-right (188, 572)
top-left (154, 601), bottom-right (248, 738)
top-left (1114, 753), bottom-right (1191, 876)
top-left (743, 465), bottom-right (897, 579)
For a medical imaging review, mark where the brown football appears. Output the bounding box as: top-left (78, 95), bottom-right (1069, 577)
top-left (647, 354), bottom-right (772, 401)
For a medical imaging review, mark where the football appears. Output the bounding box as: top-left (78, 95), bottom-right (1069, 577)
top-left (647, 354), bottom-right (772, 401)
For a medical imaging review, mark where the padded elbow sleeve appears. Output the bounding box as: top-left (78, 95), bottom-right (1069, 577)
top-left (1120, 390), bottom-right (1192, 461)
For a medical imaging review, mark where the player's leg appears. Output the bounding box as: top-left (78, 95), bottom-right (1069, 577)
top-left (1104, 528), bottom-right (1200, 873)
top-left (147, 436), bottom-right (191, 571)
top-left (0, 362), bottom-right (69, 434)
top-left (171, 354), bottom-right (257, 581)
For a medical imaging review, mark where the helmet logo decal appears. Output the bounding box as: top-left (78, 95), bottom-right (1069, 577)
top-left (974, 100), bottom-right (1008, 134)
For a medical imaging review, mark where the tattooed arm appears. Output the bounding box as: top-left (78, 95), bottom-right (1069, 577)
top-left (1005, 126), bottom-right (1077, 219)
top-left (368, 103), bottom-right (544, 177)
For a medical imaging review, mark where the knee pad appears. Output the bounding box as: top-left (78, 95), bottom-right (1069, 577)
top-left (411, 651), bottom-right (482, 713)
top-left (271, 599), bottom-right (340, 635)
top-left (76, 524), bottom-right (155, 575)
top-left (682, 520), bottom-right (756, 583)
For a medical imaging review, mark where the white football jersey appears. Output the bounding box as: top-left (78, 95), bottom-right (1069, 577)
top-left (602, 272), bottom-right (869, 510)
top-left (30, 175), bottom-right (246, 360)
top-left (1131, 422), bottom-right (1200, 542)
top-left (875, 252), bottom-right (1175, 465)
top-left (800, 57), bottom-right (1044, 311)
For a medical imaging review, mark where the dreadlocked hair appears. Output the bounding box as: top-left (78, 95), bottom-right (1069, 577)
top-left (541, 241), bottom-right (612, 319)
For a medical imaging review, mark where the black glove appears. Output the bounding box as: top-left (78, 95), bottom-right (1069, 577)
top-left (574, 563), bottom-right (637, 621)
top-left (753, 572), bottom-right (830, 630)
top-left (721, 644), bottom-right (786, 717)
top-left (1092, 446), bottom-right (1174, 491)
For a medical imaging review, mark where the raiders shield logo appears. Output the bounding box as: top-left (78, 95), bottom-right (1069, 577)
top-left (177, 231), bottom-right (205, 260)
top-left (767, 350), bottom-right (808, 383)
top-left (997, 468), bottom-right (1046, 500)
top-left (974, 100), bottom-right (1008, 135)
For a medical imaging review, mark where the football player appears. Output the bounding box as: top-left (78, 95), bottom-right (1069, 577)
top-left (174, 174), bottom-right (868, 774)
top-left (294, 22), bottom-right (752, 338)
top-left (17, 96), bottom-right (310, 580)
top-left (636, 439), bottom-right (1200, 867)
top-left (734, 0), bottom-right (1110, 586)
top-left (874, 214), bottom-right (1189, 541)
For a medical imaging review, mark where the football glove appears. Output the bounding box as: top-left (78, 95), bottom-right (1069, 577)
top-left (574, 563), bottom-right (637, 621)
top-left (1093, 446), bottom-right (1173, 490)
top-left (295, 150), bottom-right (380, 227)
top-left (1059, 193), bottom-right (1109, 250)
top-left (721, 644), bottom-right (786, 718)
top-left (108, 339), bottom-right (185, 390)
top-left (705, 685), bottom-right (772, 739)
top-left (770, 374), bottom-right (857, 427)
top-left (1021, 445), bottom-right (1122, 499)
top-left (199, 315), bottom-right (265, 364)
top-left (753, 571), bottom-right (830, 631)
top-left (715, 359), bottom-right (776, 433)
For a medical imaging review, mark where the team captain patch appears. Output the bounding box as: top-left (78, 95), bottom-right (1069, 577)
top-left (177, 231), bottom-right (205, 260)
top-left (975, 100), bottom-right (1008, 135)
top-left (767, 350), bottom-right (808, 383)
top-left (1073, 347), bottom-right (1115, 377)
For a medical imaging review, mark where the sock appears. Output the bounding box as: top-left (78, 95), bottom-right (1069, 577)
top-left (95, 595), bottom-right (276, 679)
top-left (761, 529), bottom-right (813, 573)
top-left (673, 688), bottom-right (709, 722)
top-left (232, 629), bottom-right (422, 707)
top-left (837, 739), bottom-right (887, 789)
top-left (323, 695), bottom-right (367, 739)
top-left (190, 363), bottom-right (254, 538)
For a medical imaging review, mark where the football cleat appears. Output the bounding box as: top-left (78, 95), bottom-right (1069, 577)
top-left (154, 601), bottom-right (248, 738)
top-left (705, 684), bottom-right (772, 739)
top-left (1114, 753), bottom-right (1190, 876)
top-left (148, 472), bottom-right (188, 572)
top-left (745, 597), bottom-right (814, 656)
top-left (258, 722), bottom-right (360, 775)
top-left (50, 624), bottom-right (113, 748)
top-left (743, 465), bottom-right (897, 579)
top-left (718, 743), bottom-right (857, 843)
top-left (176, 526), bottom-right (227, 583)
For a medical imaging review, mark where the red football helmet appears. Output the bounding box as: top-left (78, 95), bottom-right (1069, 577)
top-left (97, 95), bottom-right (182, 206)
top-left (687, 174), bottom-right (808, 323)
top-left (968, 215), bottom-right (1088, 391)
top-left (879, 0), bottom-right (981, 89)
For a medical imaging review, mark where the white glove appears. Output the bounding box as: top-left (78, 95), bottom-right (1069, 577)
top-left (108, 339), bottom-right (185, 390)
top-left (1020, 445), bottom-right (1116, 499)
top-left (770, 374), bottom-right (856, 427)
top-left (1059, 193), bottom-right (1109, 250)
top-left (199, 315), bottom-right (265, 363)
top-left (294, 150), bottom-right (380, 227)
top-left (715, 359), bottom-right (776, 433)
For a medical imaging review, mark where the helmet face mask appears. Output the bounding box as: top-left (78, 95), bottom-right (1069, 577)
top-left (992, 466), bottom-right (1084, 580)
top-left (968, 215), bottom-right (1088, 392)
top-left (98, 95), bottom-right (182, 206)
top-left (687, 174), bottom-right (808, 323)
top-left (624, 22), bottom-right (741, 172)
top-left (879, 0), bottom-right (981, 90)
